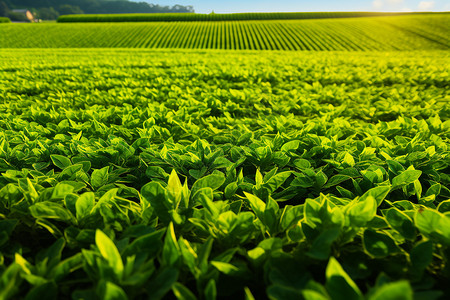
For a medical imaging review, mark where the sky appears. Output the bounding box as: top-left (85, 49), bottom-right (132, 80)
top-left (143, 0), bottom-right (450, 14)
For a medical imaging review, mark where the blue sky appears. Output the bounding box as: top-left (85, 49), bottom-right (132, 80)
top-left (144, 0), bottom-right (450, 13)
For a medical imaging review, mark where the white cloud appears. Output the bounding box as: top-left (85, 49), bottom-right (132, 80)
top-left (401, 7), bottom-right (413, 12)
top-left (372, 0), bottom-right (384, 9)
top-left (372, 0), bottom-right (406, 11)
top-left (418, 1), bottom-right (435, 11)
top-left (387, 0), bottom-right (404, 4)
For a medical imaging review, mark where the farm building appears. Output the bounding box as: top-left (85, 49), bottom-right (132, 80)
top-left (10, 9), bottom-right (35, 22)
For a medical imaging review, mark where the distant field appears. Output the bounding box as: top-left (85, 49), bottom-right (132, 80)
top-left (1, 14), bottom-right (449, 50)
top-left (57, 11), bottom-right (424, 22)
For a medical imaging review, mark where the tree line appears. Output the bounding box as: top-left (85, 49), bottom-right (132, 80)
top-left (0, 0), bottom-right (195, 21)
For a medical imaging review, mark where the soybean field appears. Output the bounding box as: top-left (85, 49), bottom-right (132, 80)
top-left (0, 49), bottom-right (449, 299)
top-left (0, 9), bottom-right (450, 300)
top-left (1, 14), bottom-right (449, 50)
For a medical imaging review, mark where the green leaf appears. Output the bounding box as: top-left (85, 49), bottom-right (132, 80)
top-left (172, 283), bottom-right (197, 300)
top-left (281, 140), bottom-right (300, 152)
top-left (392, 170), bottom-right (422, 189)
top-left (167, 169), bottom-right (183, 206)
top-left (29, 202), bottom-right (74, 223)
top-left (51, 183), bottom-right (75, 200)
top-left (323, 175), bottom-right (352, 189)
top-left (191, 173), bottom-right (225, 197)
top-left (414, 209), bottom-right (450, 245)
top-left (147, 267), bottom-right (179, 300)
top-left (425, 183), bottom-right (441, 197)
top-left (325, 257), bottom-right (363, 300)
top-left (267, 284), bottom-right (303, 299)
top-left (95, 230), bottom-right (124, 276)
top-left (205, 279), bottom-right (217, 300)
top-left (244, 192), bottom-right (266, 222)
top-left (359, 186), bottom-right (391, 206)
top-left (102, 281), bottom-right (128, 300)
top-left (122, 229), bottom-right (165, 258)
top-left (50, 154), bottom-right (72, 169)
top-left (307, 228), bottom-right (341, 260)
top-left (363, 230), bottom-right (399, 258)
top-left (91, 166), bottom-right (109, 189)
top-left (76, 192), bottom-right (95, 220)
top-left (384, 208), bottom-right (416, 240)
top-left (302, 290), bottom-right (330, 300)
top-left (347, 195), bottom-right (377, 227)
top-left (263, 171), bottom-right (291, 193)
top-left (411, 240), bottom-right (433, 272)
top-left (368, 280), bottom-right (412, 300)
top-left (141, 182), bottom-right (172, 225)
top-left (25, 282), bottom-right (58, 300)
top-left (162, 223), bottom-right (181, 267)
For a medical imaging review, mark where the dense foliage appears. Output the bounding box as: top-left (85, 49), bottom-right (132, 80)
top-left (2, 0), bottom-right (194, 16)
top-left (0, 16), bottom-right (9, 22)
top-left (1, 14), bottom-right (449, 50)
top-left (0, 49), bottom-right (449, 299)
top-left (56, 11), bottom-right (418, 22)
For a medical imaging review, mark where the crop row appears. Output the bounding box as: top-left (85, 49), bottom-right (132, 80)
top-left (1, 14), bottom-right (449, 50)
top-left (0, 49), bottom-right (449, 299)
top-left (56, 11), bottom-right (424, 22)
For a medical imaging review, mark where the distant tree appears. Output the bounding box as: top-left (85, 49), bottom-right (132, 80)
top-left (7, 0), bottom-right (195, 15)
top-left (38, 7), bottom-right (59, 20)
top-left (58, 4), bottom-right (83, 15)
top-left (8, 11), bottom-right (28, 21)
top-left (0, 1), bottom-right (9, 17)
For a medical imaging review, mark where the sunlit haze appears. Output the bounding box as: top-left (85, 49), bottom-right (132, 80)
top-left (140, 0), bottom-right (450, 13)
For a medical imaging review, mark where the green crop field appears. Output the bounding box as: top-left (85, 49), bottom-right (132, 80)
top-left (56, 11), bottom-right (420, 22)
top-left (1, 14), bottom-right (449, 50)
top-left (0, 48), bottom-right (449, 299)
top-left (1, 9), bottom-right (450, 300)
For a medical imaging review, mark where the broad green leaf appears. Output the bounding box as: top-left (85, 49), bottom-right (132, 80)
top-left (302, 290), bottom-right (330, 300)
top-left (191, 173), bottom-right (225, 197)
top-left (141, 182), bottom-right (172, 225)
top-left (29, 202), bottom-right (74, 223)
top-left (325, 257), bottom-right (363, 300)
top-left (50, 154), bottom-right (72, 169)
top-left (91, 166), bottom-right (109, 189)
top-left (368, 280), bottom-right (412, 300)
top-left (244, 192), bottom-right (266, 222)
top-left (147, 267), bottom-right (179, 300)
top-left (347, 195), bottom-right (377, 227)
top-left (102, 281), bottom-right (128, 300)
top-left (363, 229), bottom-right (399, 258)
top-left (415, 209), bottom-right (450, 245)
top-left (359, 186), bottom-right (391, 206)
top-left (167, 169), bottom-right (183, 205)
top-left (122, 229), bottom-right (165, 258)
top-left (51, 183), bottom-right (75, 200)
top-left (24, 282), bottom-right (58, 300)
top-left (205, 280), bottom-right (217, 300)
top-left (162, 223), bottom-right (181, 267)
top-left (411, 240), bottom-right (433, 272)
top-left (76, 192), bottom-right (95, 220)
top-left (95, 230), bottom-right (124, 276)
top-left (263, 171), bottom-right (291, 193)
top-left (281, 140), bottom-right (300, 152)
top-left (307, 228), bottom-right (340, 260)
top-left (392, 170), bottom-right (422, 189)
top-left (384, 208), bottom-right (416, 240)
top-left (172, 283), bottom-right (197, 300)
